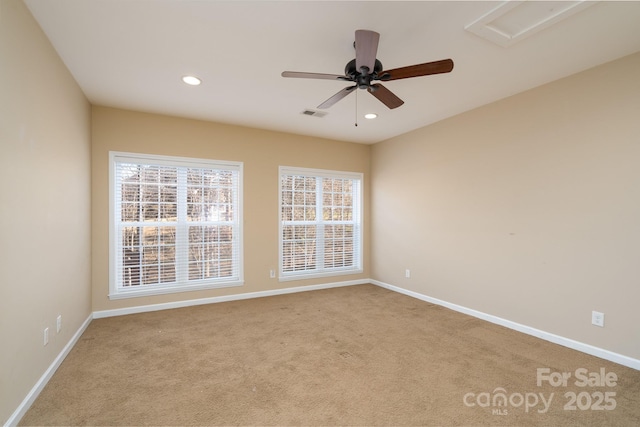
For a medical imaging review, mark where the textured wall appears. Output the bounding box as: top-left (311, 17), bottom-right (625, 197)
top-left (371, 52), bottom-right (640, 360)
top-left (0, 0), bottom-right (92, 423)
top-left (91, 106), bottom-right (371, 312)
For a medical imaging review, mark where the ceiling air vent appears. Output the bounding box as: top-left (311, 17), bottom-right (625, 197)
top-left (301, 109), bottom-right (327, 118)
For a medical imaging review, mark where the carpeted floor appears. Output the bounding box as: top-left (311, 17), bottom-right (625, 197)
top-left (20, 284), bottom-right (640, 426)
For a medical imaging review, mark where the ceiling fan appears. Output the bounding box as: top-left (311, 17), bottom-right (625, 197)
top-left (282, 29), bottom-right (454, 110)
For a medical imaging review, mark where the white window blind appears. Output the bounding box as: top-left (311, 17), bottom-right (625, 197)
top-left (110, 152), bottom-right (243, 298)
top-left (279, 166), bottom-right (363, 280)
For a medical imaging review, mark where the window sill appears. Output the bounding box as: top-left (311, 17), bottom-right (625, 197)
top-left (278, 269), bottom-right (363, 283)
top-left (109, 280), bottom-right (244, 300)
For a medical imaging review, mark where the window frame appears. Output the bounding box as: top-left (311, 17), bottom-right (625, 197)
top-left (109, 151), bottom-right (244, 299)
top-left (278, 166), bottom-right (363, 281)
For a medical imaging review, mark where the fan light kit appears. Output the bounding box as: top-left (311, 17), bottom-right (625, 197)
top-left (182, 75), bottom-right (201, 86)
top-left (364, 113), bottom-right (378, 119)
top-left (282, 29), bottom-right (454, 110)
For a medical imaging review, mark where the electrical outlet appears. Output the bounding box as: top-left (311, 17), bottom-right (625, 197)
top-left (405, 269), bottom-right (411, 278)
top-left (269, 269), bottom-right (276, 279)
top-left (44, 328), bottom-right (49, 346)
top-left (592, 311), bottom-right (605, 327)
top-left (57, 315), bottom-right (62, 333)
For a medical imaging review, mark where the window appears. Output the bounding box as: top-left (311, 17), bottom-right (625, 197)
top-left (279, 166), bottom-right (363, 280)
top-left (109, 152), bottom-right (243, 299)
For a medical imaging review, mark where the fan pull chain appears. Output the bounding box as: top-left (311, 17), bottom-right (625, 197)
top-left (355, 89), bottom-right (358, 127)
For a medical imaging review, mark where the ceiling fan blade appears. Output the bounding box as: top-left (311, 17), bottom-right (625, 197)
top-left (380, 59), bottom-right (454, 81)
top-left (368, 83), bottom-right (404, 109)
top-left (318, 85), bottom-right (357, 109)
top-left (282, 71), bottom-right (349, 81)
top-left (355, 30), bottom-right (380, 74)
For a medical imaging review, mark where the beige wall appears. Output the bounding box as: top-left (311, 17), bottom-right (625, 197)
top-left (91, 107), bottom-right (371, 312)
top-left (3, 0), bottom-right (639, 420)
top-left (0, 0), bottom-right (92, 423)
top-left (371, 52), bottom-right (640, 360)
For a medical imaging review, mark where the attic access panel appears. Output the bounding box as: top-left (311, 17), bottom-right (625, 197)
top-left (465, 1), bottom-right (597, 47)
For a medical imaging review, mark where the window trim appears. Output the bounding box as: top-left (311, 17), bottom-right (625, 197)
top-left (278, 166), bottom-right (363, 282)
top-left (109, 151), bottom-right (244, 299)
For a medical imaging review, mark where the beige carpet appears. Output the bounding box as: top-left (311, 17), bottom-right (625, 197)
top-left (20, 284), bottom-right (640, 426)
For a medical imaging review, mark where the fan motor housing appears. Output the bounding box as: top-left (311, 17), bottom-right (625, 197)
top-left (345, 58), bottom-right (384, 89)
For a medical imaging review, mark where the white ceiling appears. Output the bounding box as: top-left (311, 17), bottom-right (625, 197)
top-left (24, 1), bottom-right (640, 145)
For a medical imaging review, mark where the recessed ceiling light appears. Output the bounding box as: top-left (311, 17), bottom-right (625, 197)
top-left (364, 113), bottom-right (378, 119)
top-left (182, 75), bottom-right (201, 86)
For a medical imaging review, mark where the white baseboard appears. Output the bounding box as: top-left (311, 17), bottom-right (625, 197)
top-left (371, 279), bottom-right (640, 371)
top-left (5, 313), bottom-right (93, 427)
top-left (8, 277), bottom-right (637, 427)
top-left (93, 278), bottom-right (369, 319)
top-left (7, 279), bottom-right (366, 425)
